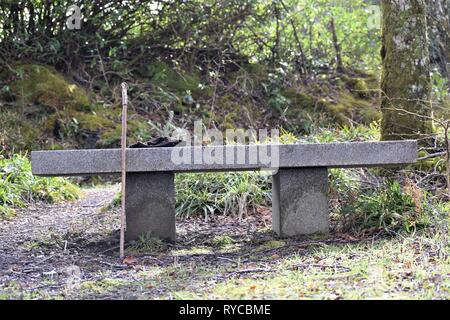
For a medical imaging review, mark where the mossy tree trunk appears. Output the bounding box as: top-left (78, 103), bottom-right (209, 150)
top-left (380, 0), bottom-right (434, 142)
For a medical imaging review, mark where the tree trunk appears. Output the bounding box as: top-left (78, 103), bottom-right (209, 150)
top-left (380, 0), bottom-right (434, 143)
top-left (271, 2), bottom-right (281, 68)
top-left (426, 0), bottom-right (450, 85)
top-left (330, 16), bottom-right (344, 73)
top-left (27, 2), bottom-right (35, 36)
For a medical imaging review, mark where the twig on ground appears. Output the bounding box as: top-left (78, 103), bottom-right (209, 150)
top-left (417, 151), bottom-right (446, 161)
top-left (98, 260), bottom-right (128, 269)
top-left (291, 263), bottom-right (351, 272)
top-left (228, 268), bottom-right (276, 276)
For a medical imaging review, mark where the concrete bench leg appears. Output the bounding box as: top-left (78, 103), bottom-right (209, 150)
top-left (125, 172), bottom-right (175, 242)
top-left (272, 168), bottom-right (329, 237)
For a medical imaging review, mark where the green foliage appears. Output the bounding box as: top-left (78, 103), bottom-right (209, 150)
top-left (262, 71), bottom-right (291, 113)
top-left (0, 1), bottom-right (384, 132)
top-left (238, 0), bottom-right (380, 72)
top-left (101, 191), bottom-right (122, 212)
top-left (0, 154), bottom-right (79, 218)
top-left (144, 62), bottom-right (201, 93)
top-left (300, 122), bottom-right (380, 143)
top-left (431, 69), bottom-right (450, 119)
top-left (331, 170), bottom-right (431, 234)
top-left (1, 1), bottom-right (381, 73)
top-left (431, 70), bottom-right (449, 102)
top-left (354, 182), bottom-right (428, 232)
top-left (0, 9), bottom-right (385, 151)
top-left (175, 171), bottom-right (271, 219)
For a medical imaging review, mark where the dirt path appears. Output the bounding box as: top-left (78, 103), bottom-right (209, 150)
top-left (0, 186), bottom-right (124, 297)
top-left (0, 185), bottom-right (282, 299)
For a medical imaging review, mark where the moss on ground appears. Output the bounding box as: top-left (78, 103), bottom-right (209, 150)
top-left (0, 64), bottom-right (152, 150)
top-left (3, 64), bottom-right (90, 111)
top-left (282, 78), bottom-right (380, 133)
top-left (79, 279), bottom-right (128, 295)
top-left (140, 61), bottom-right (201, 94)
top-left (211, 235), bottom-right (235, 248)
top-left (318, 92), bottom-right (380, 125)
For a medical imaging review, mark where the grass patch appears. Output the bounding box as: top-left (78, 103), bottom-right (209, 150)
top-left (299, 122), bottom-right (380, 143)
top-left (127, 235), bottom-right (168, 255)
top-left (121, 229), bottom-right (450, 300)
top-left (253, 240), bottom-right (286, 253)
top-left (211, 235), bottom-right (235, 248)
top-left (173, 247), bottom-right (213, 256)
top-left (176, 171), bottom-right (271, 220)
top-left (80, 279), bottom-right (128, 295)
top-left (204, 234), bottom-right (450, 299)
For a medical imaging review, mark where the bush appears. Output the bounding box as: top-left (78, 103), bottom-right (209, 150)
top-left (0, 153), bottom-right (80, 217)
top-left (331, 169), bottom-right (431, 234)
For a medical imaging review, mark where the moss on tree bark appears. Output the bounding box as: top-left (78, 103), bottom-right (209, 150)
top-left (380, 0), bottom-right (434, 143)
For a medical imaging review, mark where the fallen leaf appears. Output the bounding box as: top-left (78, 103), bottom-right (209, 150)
top-left (337, 233), bottom-right (359, 241)
top-left (123, 256), bottom-right (137, 265)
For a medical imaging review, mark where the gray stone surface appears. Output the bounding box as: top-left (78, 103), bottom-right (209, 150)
top-left (125, 172), bottom-right (175, 242)
top-left (272, 168), bottom-right (329, 236)
top-left (31, 140), bottom-right (418, 176)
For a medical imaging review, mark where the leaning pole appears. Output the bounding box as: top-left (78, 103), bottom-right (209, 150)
top-left (120, 82), bottom-right (128, 260)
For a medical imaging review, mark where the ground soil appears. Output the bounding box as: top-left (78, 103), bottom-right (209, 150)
top-left (1, 186), bottom-right (448, 300)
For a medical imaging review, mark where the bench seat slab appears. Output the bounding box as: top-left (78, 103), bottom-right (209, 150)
top-left (31, 141), bottom-right (418, 176)
top-left (272, 168), bottom-right (329, 236)
top-left (125, 172), bottom-right (176, 242)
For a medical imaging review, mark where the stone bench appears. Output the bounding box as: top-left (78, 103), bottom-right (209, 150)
top-left (31, 141), bottom-right (417, 242)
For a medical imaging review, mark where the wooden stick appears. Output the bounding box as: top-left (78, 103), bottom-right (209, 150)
top-left (120, 82), bottom-right (128, 260)
top-left (445, 121), bottom-right (450, 199)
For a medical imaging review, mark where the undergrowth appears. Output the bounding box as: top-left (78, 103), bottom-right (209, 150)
top-left (175, 171), bottom-right (271, 220)
top-left (330, 169), bottom-right (434, 234)
top-left (0, 153), bottom-right (80, 217)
